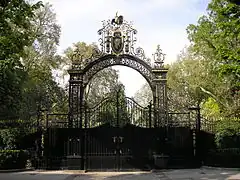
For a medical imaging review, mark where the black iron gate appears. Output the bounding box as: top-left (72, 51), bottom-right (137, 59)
top-left (85, 124), bottom-right (165, 170)
top-left (84, 103), bottom-right (197, 170)
top-left (84, 91), bottom-right (153, 170)
top-left (44, 97), bottom-right (197, 170)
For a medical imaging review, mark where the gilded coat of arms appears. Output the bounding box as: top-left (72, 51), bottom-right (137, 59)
top-left (111, 31), bottom-right (124, 54)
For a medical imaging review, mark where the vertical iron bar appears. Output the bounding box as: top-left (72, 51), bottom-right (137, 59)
top-left (46, 114), bottom-right (49, 128)
top-left (188, 112), bottom-right (191, 128)
top-left (149, 101), bottom-right (152, 128)
top-left (196, 104), bottom-right (201, 131)
top-left (68, 83), bottom-right (71, 128)
top-left (84, 105), bottom-right (88, 171)
top-left (116, 89), bottom-right (119, 127)
top-left (116, 89), bottom-right (121, 171)
top-left (153, 88), bottom-right (157, 128)
top-left (79, 84), bottom-right (82, 128)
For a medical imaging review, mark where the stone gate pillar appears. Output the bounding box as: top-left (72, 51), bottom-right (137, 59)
top-left (152, 45), bottom-right (168, 127)
top-left (68, 63), bottom-right (84, 128)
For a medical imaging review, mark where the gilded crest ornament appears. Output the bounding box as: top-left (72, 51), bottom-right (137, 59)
top-left (153, 45), bottom-right (165, 68)
top-left (111, 31), bottom-right (124, 54)
top-left (97, 13), bottom-right (148, 63)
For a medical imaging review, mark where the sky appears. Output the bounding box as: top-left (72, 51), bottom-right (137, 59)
top-left (43, 0), bottom-right (210, 97)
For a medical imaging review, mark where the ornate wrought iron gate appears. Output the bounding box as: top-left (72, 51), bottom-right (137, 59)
top-left (65, 13), bottom-right (171, 169)
top-left (84, 91), bottom-right (153, 170)
top-left (44, 112), bottom-right (197, 170)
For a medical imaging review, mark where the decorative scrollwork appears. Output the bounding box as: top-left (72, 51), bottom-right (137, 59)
top-left (153, 45), bottom-right (166, 68)
top-left (97, 13), bottom-right (150, 66)
top-left (69, 13), bottom-right (155, 70)
top-left (83, 57), bottom-right (153, 88)
top-left (132, 47), bottom-right (146, 61)
top-left (70, 45), bottom-right (104, 70)
top-left (71, 63), bottom-right (83, 70)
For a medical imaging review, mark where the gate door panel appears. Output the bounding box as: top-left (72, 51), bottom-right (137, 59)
top-left (85, 94), bottom-right (153, 170)
top-left (86, 125), bottom-right (118, 170)
top-left (86, 124), bottom-right (166, 170)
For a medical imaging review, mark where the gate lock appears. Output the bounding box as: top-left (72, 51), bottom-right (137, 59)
top-left (114, 149), bottom-right (122, 154)
top-left (119, 136), bottom-right (123, 143)
top-left (112, 136), bottom-right (124, 143)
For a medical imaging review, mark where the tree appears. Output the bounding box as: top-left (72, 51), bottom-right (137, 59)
top-left (95, 83), bottom-right (130, 126)
top-left (134, 83), bottom-right (152, 107)
top-left (19, 2), bottom-right (66, 120)
top-left (187, 0), bottom-right (240, 92)
top-left (186, 0), bottom-right (240, 117)
top-left (134, 47), bottom-right (209, 112)
top-left (134, 45), bottom-right (238, 118)
top-left (168, 46), bottom-right (240, 118)
top-left (167, 47), bottom-right (212, 111)
top-left (63, 42), bottom-right (120, 106)
top-left (0, 0), bottom-right (43, 119)
top-left (23, 2), bottom-right (61, 71)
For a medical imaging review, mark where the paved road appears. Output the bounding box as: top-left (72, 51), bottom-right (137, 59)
top-left (0, 168), bottom-right (239, 180)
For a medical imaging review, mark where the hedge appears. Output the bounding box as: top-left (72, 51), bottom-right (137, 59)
top-left (0, 150), bottom-right (28, 169)
top-left (204, 148), bottom-right (240, 168)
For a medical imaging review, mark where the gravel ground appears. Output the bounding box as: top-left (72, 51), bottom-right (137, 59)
top-left (0, 168), bottom-right (239, 180)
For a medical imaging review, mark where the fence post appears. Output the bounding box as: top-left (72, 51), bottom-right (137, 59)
top-left (189, 105), bottom-right (201, 167)
top-left (196, 104), bottom-right (201, 132)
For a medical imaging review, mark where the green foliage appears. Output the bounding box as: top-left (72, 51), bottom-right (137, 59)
top-left (90, 83), bottom-right (130, 126)
top-left (64, 42), bottom-right (99, 65)
top-left (0, 127), bottom-right (29, 149)
top-left (0, 150), bottom-right (28, 169)
top-left (0, 0), bottom-right (43, 119)
top-left (64, 42), bottom-right (120, 107)
top-left (19, 1), bottom-right (67, 119)
top-left (187, 0), bottom-right (240, 90)
top-left (215, 117), bottom-right (240, 148)
top-left (186, 0), bottom-right (240, 118)
top-left (201, 97), bottom-right (221, 120)
top-left (165, 47), bottom-right (218, 112)
top-left (134, 83), bottom-right (152, 107)
top-left (206, 148), bottom-right (240, 168)
top-left (170, 0), bottom-right (240, 153)
top-left (0, 61), bottom-right (27, 119)
top-left (0, 1), bottom-right (66, 156)
top-left (0, 0), bottom-right (43, 60)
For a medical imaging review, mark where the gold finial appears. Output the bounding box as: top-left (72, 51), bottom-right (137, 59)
top-left (153, 45), bottom-right (165, 67)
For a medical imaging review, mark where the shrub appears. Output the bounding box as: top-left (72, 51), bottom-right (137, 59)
top-left (0, 150), bottom-right (28, 169)
top-left (205, 148), bottom-right (240, 168)
top-left (215, 117), bottom-right (240, 148)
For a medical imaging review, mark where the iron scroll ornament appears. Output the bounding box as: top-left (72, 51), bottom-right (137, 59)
top-left (97, 13), bottom-right (150, 65)
top-left (82, 54), bottom-right (153, 90)
top-left (70, 14), bottom-right (167, 70)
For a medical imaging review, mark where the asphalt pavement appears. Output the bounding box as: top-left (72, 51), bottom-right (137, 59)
top-left (0, 168), bottom-right (239, 180)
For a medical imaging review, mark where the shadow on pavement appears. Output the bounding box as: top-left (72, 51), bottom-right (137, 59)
top-left (163, 169), bottom-right (239, 180)
top-left (75, 172), bottom-right (156, 180)
top-left (0, 169), bottom-right (239, 180)
top-left (0, 171), bottom-right (153, 180)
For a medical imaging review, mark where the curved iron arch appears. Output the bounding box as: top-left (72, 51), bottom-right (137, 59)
top-left (82, 54), bottom-right (154, 91)
top-left (125, 97), bottom-right (149, 109)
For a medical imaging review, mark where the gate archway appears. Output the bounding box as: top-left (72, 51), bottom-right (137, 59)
top-left (66, 14), bottom-right (169, 170)
top-left (68, 14), bottom-right (168, 129)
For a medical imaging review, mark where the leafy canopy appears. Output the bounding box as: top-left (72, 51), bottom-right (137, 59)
top-left (187, 0), bottom-right (240, 89)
